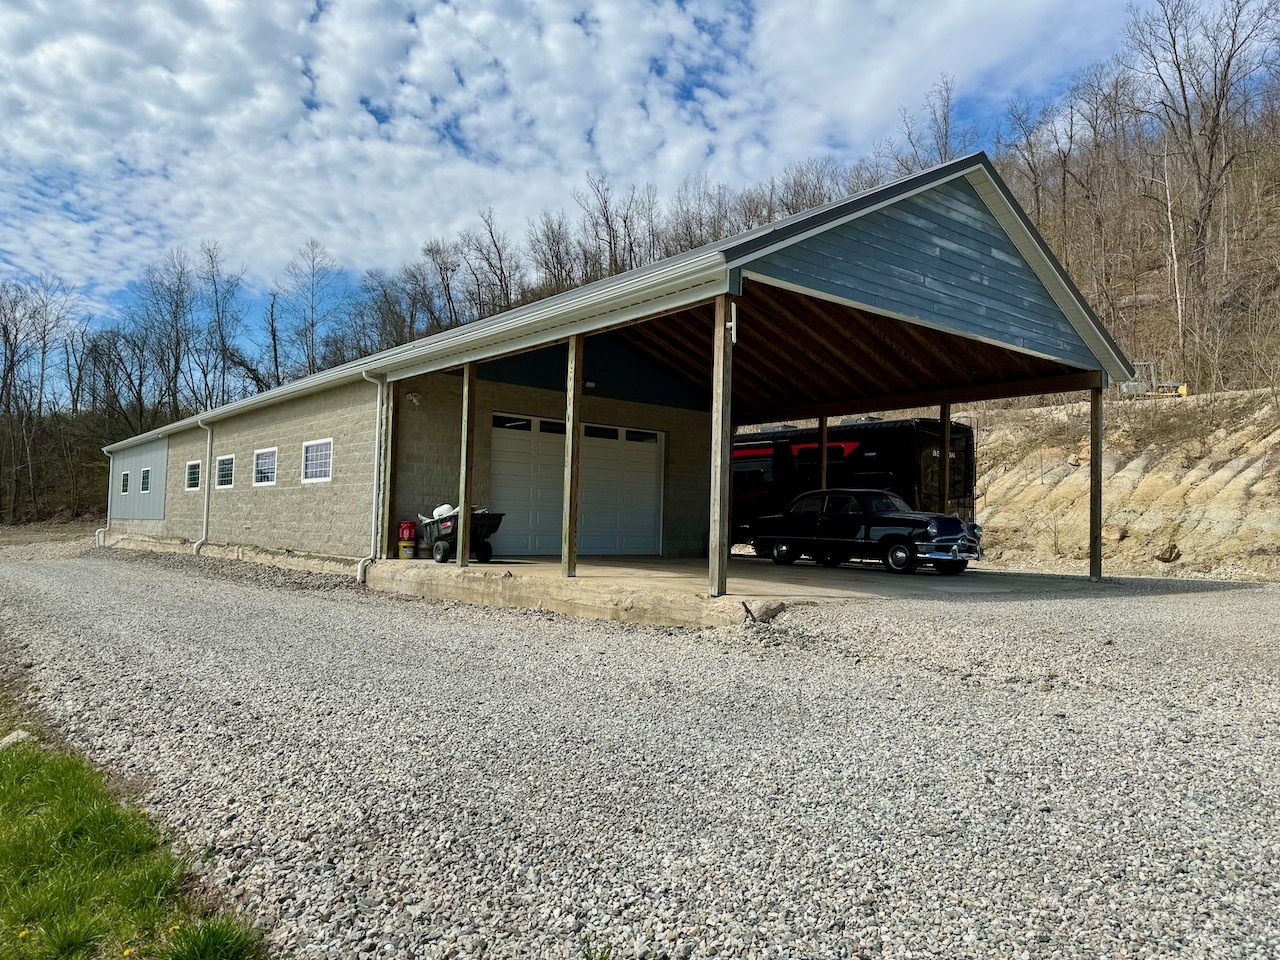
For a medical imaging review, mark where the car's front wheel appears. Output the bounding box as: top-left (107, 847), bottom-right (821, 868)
top-left (882, 540), bottom-right (916, 574)
top-left (933, 559), bottom-right (968, 575)
top-left (770, 540), bottom-right (798, 565)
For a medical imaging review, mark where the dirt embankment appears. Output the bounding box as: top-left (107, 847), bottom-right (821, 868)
top-left (971, 391), bottom-right (1280, 580)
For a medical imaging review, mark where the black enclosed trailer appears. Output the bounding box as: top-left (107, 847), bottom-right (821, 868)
top-left (731, 418), bottom-right (976, 544)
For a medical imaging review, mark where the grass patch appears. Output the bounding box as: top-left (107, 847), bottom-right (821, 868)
top-left (0, 702), bottom-right (266, 960)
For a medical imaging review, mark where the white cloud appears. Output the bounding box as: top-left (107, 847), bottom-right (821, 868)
top-left (0, 0), bottom-right (1131, 305)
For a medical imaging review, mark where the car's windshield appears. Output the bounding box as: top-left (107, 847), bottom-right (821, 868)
top-left (862, 491), bottom-right (911, 513)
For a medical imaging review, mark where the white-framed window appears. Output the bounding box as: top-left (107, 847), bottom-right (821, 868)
top-left (140, 467), bottom-right (151, 494)
top-left (120, 471), bottom-right (130, 495)
top-left (215, 454), bottom-right (235, 489)
top-left (301, 438), bottom-right (333, 483)
top-left (253, 447), bottom-right (277, 486)
top-left (185, 460), bottom-right (201, 491)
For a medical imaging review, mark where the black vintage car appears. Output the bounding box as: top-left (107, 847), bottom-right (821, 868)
top-left (750, 488), bottom-right (981, 575)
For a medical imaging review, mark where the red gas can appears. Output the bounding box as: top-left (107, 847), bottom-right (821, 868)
top-left (398, 520), bottom-right (417, 542)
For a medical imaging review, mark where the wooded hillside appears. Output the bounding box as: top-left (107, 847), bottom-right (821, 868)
top-left (3, 0), bottom-right (1278, 523)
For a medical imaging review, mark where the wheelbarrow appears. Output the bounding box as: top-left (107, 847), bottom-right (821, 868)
top-left (416, 507), bottom-right (505, 563)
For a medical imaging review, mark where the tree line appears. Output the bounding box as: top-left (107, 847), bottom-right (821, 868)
top-left (2, 0), bottom-right (1278, 523)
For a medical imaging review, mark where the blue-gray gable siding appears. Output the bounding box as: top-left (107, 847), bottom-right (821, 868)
top-left (110, 436), bottom-right (167, 521)
top-left (747, 178), bottom-right (1100, 370)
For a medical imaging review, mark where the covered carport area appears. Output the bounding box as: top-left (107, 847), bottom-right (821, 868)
top-left (371, 152), bottom-right (1132, 604)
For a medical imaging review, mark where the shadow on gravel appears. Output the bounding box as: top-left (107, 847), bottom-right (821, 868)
top-left (950, 567), bottom-right (1266, 603)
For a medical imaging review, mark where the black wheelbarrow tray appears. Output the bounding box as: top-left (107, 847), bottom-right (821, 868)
top-left (416, 511), bottom-right (505, 563)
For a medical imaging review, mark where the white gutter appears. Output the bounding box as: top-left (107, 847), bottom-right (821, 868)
top-left (356, 372), bottom-right (388, 584)
top-left (193, 419), bottom-right (214, 555)
top-left (95, 451), bottom-right (112, 547)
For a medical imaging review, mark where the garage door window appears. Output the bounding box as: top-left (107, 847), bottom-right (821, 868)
top-left (585, 425), bottom-right (618, 440)
top-left (493, 415), bottom-right (531, 431)
top-left (626, 430), bottom-right (658, 443)
top-left (539, 420), bottom-right (565, 434)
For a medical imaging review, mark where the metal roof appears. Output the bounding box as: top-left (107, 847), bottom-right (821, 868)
top-left (105, 152), bottom-right (1132, 454)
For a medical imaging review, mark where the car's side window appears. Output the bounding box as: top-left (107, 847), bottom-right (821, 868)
top-left (792, 496), bottom-right (823, 514)
top-left (862, 495), bottom-right (895, 513)
top-left (825, 495), bottom-right (855, 515)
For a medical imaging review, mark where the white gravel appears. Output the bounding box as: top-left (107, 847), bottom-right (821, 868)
top-left (1, 545), bottom-right (1277, 959)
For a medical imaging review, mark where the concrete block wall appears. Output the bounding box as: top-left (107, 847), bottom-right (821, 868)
top-left (111, 380), bottom-right (378, 559)
top-left (392, 373), bottom-right (711, 557)
top-left (205, 379), bottom-right (378, 557)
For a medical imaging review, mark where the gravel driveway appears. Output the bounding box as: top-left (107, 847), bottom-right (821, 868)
top-left (1, 544), bottom-right (1277, 959)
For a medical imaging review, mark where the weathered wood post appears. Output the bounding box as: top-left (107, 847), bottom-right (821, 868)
top-left (1089, 385), bottom-right (1103, 581)
top-left (939, 402), bottom-right (951, 514)
top-left (456, 362), bottom-right (476, 567)
top-left (562, 335), bottom-right (584, 578)
top-left (709, 295), bottom-right (734, 597)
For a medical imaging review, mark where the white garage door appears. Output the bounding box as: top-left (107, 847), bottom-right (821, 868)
top-left (489, 414), bottom-right (663, 556)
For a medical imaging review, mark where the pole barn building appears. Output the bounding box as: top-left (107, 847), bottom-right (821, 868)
top-left (100, 154), bottom-right (1133, 598)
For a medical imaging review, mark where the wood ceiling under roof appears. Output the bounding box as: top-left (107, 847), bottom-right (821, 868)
top-left (615, 279), bottom-right (1096, 426)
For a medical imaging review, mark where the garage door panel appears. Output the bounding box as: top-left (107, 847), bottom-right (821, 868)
top-left (489, 415), bottom-right (662, 556)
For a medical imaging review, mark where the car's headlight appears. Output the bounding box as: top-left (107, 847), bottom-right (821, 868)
top-left (927, 520), bottom-right (938, 536)
top-left (970, 523), bottom-right (983, 539)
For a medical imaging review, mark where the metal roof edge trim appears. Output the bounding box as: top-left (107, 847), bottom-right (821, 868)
top-left (104, 251), bottom-right (728, 453)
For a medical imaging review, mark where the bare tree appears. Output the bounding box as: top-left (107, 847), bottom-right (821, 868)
top-left (895, 74), bottom-right (981, 172)
top-left (460, 209), bottom-right (524, 318)
top-left (196, 239), bottom-right (247, 407)
top-left (278, 238), bottom-right (348, 376)
top-left (1125, 0), bottom-right (1280, 327)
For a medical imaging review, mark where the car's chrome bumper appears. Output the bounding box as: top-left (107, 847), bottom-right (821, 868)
top-left (916, 539), bottom-right (981, 561)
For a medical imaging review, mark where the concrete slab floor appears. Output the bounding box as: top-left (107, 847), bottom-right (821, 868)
top-left (367, 553), bottom-right (1139, 627)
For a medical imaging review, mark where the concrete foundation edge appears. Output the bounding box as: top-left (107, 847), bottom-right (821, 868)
top-left (102, 531), bottom-right (360, 578)
top-left (103, 534), bottom-right (754, 628)
top-left (365, 563), bottom-right (746, 628)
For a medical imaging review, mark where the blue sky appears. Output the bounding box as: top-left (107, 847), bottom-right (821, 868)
top-left (0, 0), bottom-right (1136, 308)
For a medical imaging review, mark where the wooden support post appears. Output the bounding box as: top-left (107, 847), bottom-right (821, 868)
top-left (1089, 386), bottom-right (1103, 581)
top-left (456, 363), bottom-right (476, 568)
top-left (939, 402), bottom-right (951, 514)
top-left (562, 335), bottom-right (584, 578)
top-left (818, 415), bottom-right (829, 490)
top-left (708, 295), bottom-right (734, 597)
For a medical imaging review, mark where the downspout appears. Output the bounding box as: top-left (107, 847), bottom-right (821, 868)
top-left (95, 450), bottom-right (113, 547)
top-left (193, 418), bottom-right (214, 555)
top-left (357, 371), bottom-right (388, 584)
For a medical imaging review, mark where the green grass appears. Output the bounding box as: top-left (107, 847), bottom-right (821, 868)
top-left (0, 707), bottom-right (267, 960)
